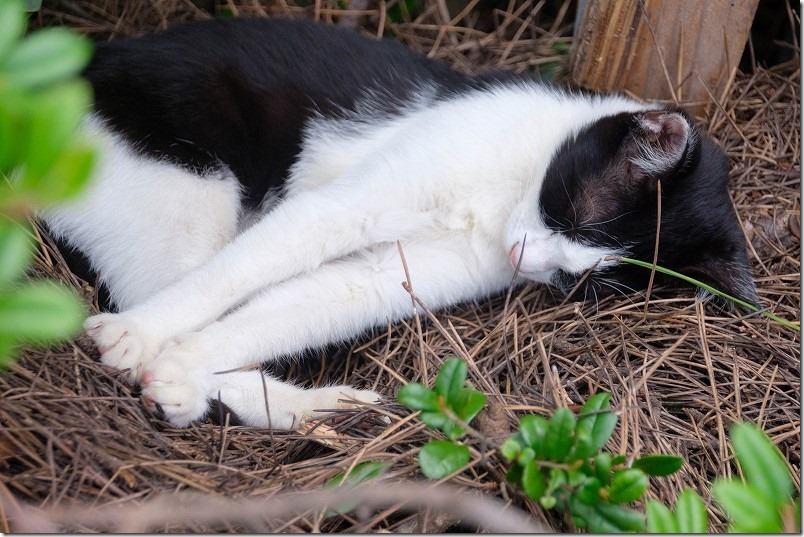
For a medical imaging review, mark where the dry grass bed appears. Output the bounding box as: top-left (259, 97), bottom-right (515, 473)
top-left (1, 0), bottom-right (800, 532)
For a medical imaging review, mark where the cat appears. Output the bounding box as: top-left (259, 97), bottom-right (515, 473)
top-left (41, 17), bottom-right (758, 429)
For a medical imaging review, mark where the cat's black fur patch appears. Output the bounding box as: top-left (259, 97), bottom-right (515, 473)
top-left (84, 18), bottom-right (473, 208)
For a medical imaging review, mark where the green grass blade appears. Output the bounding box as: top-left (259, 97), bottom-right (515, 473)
top-left (615, 257), bottom-right (799, 331)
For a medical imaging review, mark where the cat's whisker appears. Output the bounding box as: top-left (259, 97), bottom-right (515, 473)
top-left (559, 172), bottom-right (580, 223)
top-left (590, 281), bottom-right (600, 314)
top-left (577, 226), bottom-right (627, 249)
top-left (596, 277), bottom-right (643, 306)
top-left (578, 210), bottom-right (636, 229)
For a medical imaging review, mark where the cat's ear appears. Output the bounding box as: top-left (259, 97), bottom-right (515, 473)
top-left (629, 111), bottom-right (692, 176)
top-left (678, 252), bottom-right (759, 308)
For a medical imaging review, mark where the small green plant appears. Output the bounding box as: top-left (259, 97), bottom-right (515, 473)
top-left (397, 357), bottom-right (486, 478)
top-left (500, 392), bottom-right (682, 532)
top-left (0, 0), bottom-right (96, 367)
top-left (398, 361), bottom-right (682, 531)
top-left (398, 359), bottom-right (799, 533)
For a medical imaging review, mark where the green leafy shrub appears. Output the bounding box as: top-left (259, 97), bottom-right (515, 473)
top-left (500, 392), bottom-right (682, 532)
top-left (0, 0), bottom-right (96, 367)
top-left (398, 358), bottom-right (800, 533)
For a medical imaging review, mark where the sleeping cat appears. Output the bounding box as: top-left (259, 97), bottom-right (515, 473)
top-left (41, 17), bottom-right (757, 429)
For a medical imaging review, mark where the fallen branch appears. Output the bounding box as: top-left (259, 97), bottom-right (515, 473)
top-left (3, 479), bottom-right (551, 533)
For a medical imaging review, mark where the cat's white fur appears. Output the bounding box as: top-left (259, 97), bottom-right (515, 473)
top-left (43, 84), bottom-right (657, 428)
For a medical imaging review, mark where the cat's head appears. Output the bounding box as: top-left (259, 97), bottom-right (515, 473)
top-left (508, 108), bottom-right (758, 306)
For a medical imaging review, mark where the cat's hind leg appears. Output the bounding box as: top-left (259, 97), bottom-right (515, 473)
top-left (147, 368), bottom-right (379, 429)
top-left (40, 118), bottom-right (243, 380)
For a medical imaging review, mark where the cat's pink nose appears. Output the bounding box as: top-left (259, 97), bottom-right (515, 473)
top-left (509, 242), bottom-right (524, 269)
top-left (508, 238), bottom-right (562, 275)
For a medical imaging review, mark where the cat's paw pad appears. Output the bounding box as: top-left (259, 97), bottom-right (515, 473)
top-left (140, 335), bottom-right (212, 427)
top-left (85, 313), bottom-right (157, 383)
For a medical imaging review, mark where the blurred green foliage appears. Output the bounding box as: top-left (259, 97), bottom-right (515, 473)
top-left (0, 0), bottom-right (96, 367)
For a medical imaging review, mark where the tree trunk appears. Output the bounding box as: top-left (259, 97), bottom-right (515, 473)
top-left (570, 0), bottom-right (760, 119)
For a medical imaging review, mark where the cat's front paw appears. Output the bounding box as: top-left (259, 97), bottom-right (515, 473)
top-left (85, 313), bottom-right (160, 383)
top-left (140, 334), bottom-right (213, 427)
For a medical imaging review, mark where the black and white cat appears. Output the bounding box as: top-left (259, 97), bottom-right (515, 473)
top-left (42, 17), bottom-right (757, 429)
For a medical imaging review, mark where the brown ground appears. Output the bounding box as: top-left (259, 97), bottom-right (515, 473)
top-left (0, 0), bottom-right (800, 532)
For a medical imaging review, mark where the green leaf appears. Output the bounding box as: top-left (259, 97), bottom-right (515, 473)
top-left (17, 80), bottom-right (91, 180)
top-left (28, 142), bottom-right (96, 204)
top-left (674, 488), bottom-right (708, 533)
top-left (326, 461), bottom-right (388, 488)
top-left (499, 436), bottom-right (522, 461)
top-left (441, 417), bottom-right (465, 441)
top-left (419, 409), bottom-right (449, 430)
top-left (418, 440), bottom-right (470, 479)
top-left (521, 461), bottom-right (546, 500)
top-left (540, 495), bottom-right (557, 509)
top-left (568, 427), bottom-right (595, 461)
top-left (712, 479), bottom-right (781, 533)
top-left (578, 391), bottom-right (611, 415)
top-left (0, 94), bottom-right (26, 173)
top-left (608, 468), bottom-right (649, 504)
top-left (324, 461), bottom-right (388, 516)
top-left (632, 454), bottom-right (684, 477)
top-left (434, 357), bottom-right (466, 404)
top-left (4, 27), bottom-right (93, 89)
top-left (567, 468), bottom-right (589, 487)
top-left (611, 454), bottom-right (627, 467)
top-left (398, 382), bottom-right (438, 411)
top-left (570, 497), bottom-right (646, 533)
top-left (546, 467), bottom-right (567, 494)
top-left (518, 414), bottom-right (549, 457)
top-left (0, 0), bottom-right (26, 64)
top-left (517, 446), bottom-right (535, 466)
top-left (455, 387), bottom-right (485, 423)
top-left (577, 476), bottom-right (603, 506)
top-left (505, 464), bottom-right (523, 484)
top-left (0, 280), bottom-right (84, 345)
top-left (594, 452), bottom-right (613, 485)
top-left (730, 422), bottom-right (793, 509)
top-left (592, 502), bottom-right (646, 533)
top-left (545, 408), bottom-right (576, 462)
top-left (577, 392), bottom-right (618, 452)
top-left (0, 218), bottom-right (34, 287)
top-left (646, 500), bottom-right (679, 533)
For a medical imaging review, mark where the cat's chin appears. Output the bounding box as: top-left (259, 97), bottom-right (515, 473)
top-left (517, 270), bottom-right (556, 286)
top-left (548, 269), bottom-right (587, 298)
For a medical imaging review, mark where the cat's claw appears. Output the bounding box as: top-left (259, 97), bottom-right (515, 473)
top-left (85, 313), bottom-right (159, 383)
